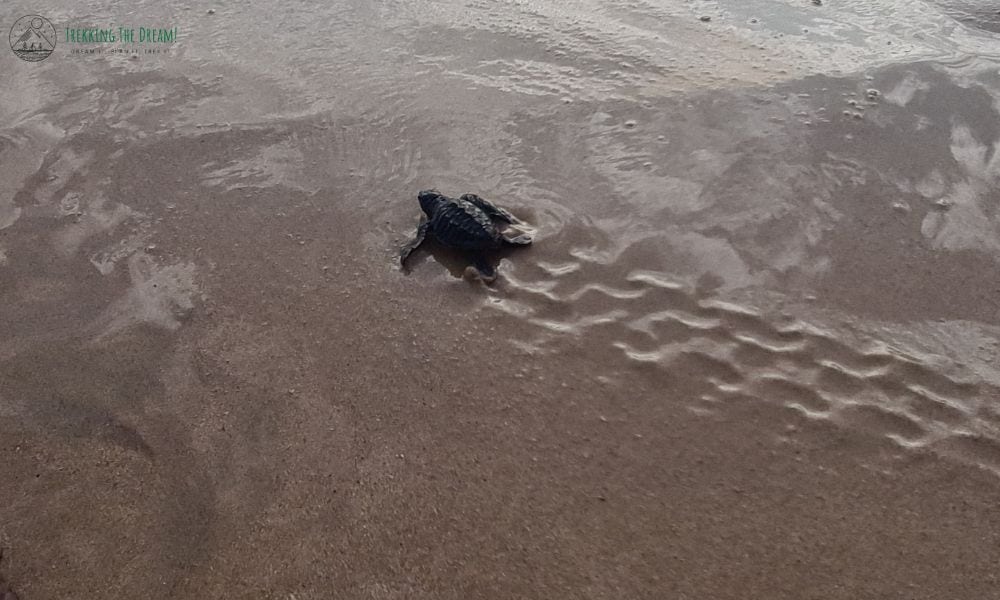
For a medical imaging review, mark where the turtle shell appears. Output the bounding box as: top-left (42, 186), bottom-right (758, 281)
top-left (429, 198), bottom-right (503, 250)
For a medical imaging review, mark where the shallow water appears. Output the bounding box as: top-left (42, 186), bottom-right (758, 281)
top-left (2, 0), bottom-right (1000, 597)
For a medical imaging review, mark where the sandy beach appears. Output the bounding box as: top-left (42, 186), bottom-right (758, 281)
top-left (3, 0), bottom-right (1000, 598)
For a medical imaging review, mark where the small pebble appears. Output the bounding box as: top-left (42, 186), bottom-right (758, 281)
top-left (699, 15), bottom-right (712, 22)
top-left (207, 8), bottom-right (216, 14)
top-left (624, 119), bottom-right (638, 128)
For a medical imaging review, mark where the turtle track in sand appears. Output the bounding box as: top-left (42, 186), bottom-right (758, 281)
top-left (484, 235), bottom-right (1000, 477)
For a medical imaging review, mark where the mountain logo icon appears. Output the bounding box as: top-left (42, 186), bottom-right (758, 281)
top-left (9, 15), bottom-right (56, 62)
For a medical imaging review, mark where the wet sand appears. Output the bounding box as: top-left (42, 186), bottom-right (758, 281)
top-left (3, 0), bottom-right (1000, 598)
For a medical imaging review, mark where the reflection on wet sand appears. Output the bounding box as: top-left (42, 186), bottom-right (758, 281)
top-left (2, 0), bottom-right (1000, 597)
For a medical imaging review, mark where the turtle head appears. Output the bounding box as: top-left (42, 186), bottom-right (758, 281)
top-left (417, 189), bottom-right (445, 216)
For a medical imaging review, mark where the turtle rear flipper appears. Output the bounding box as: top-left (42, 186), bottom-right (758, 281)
top-left (400, 216), bottom-right (429, 270)
top-left (468, 254), bottom-right (497, 283)
top-left (502, 231), bottom-right (532, 245)
top-left (460, 193), bottom-right (522, 225)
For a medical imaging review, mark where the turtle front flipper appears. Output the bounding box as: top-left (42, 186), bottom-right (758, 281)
top-left (501, 231), bottom-right (532, 246)
top-left (460, 193), bottom-right (521, 225)
top-left (400, 216), bottom-right (429, 270)
top-left (0, 549), bottom-right (17, 600)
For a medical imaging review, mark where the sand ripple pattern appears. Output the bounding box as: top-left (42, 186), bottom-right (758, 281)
top-left (490, 248), bottom-right (1000, 475)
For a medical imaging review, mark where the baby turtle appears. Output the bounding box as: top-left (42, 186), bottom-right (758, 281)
top-left (400, 189), bottom-right (532, 282)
